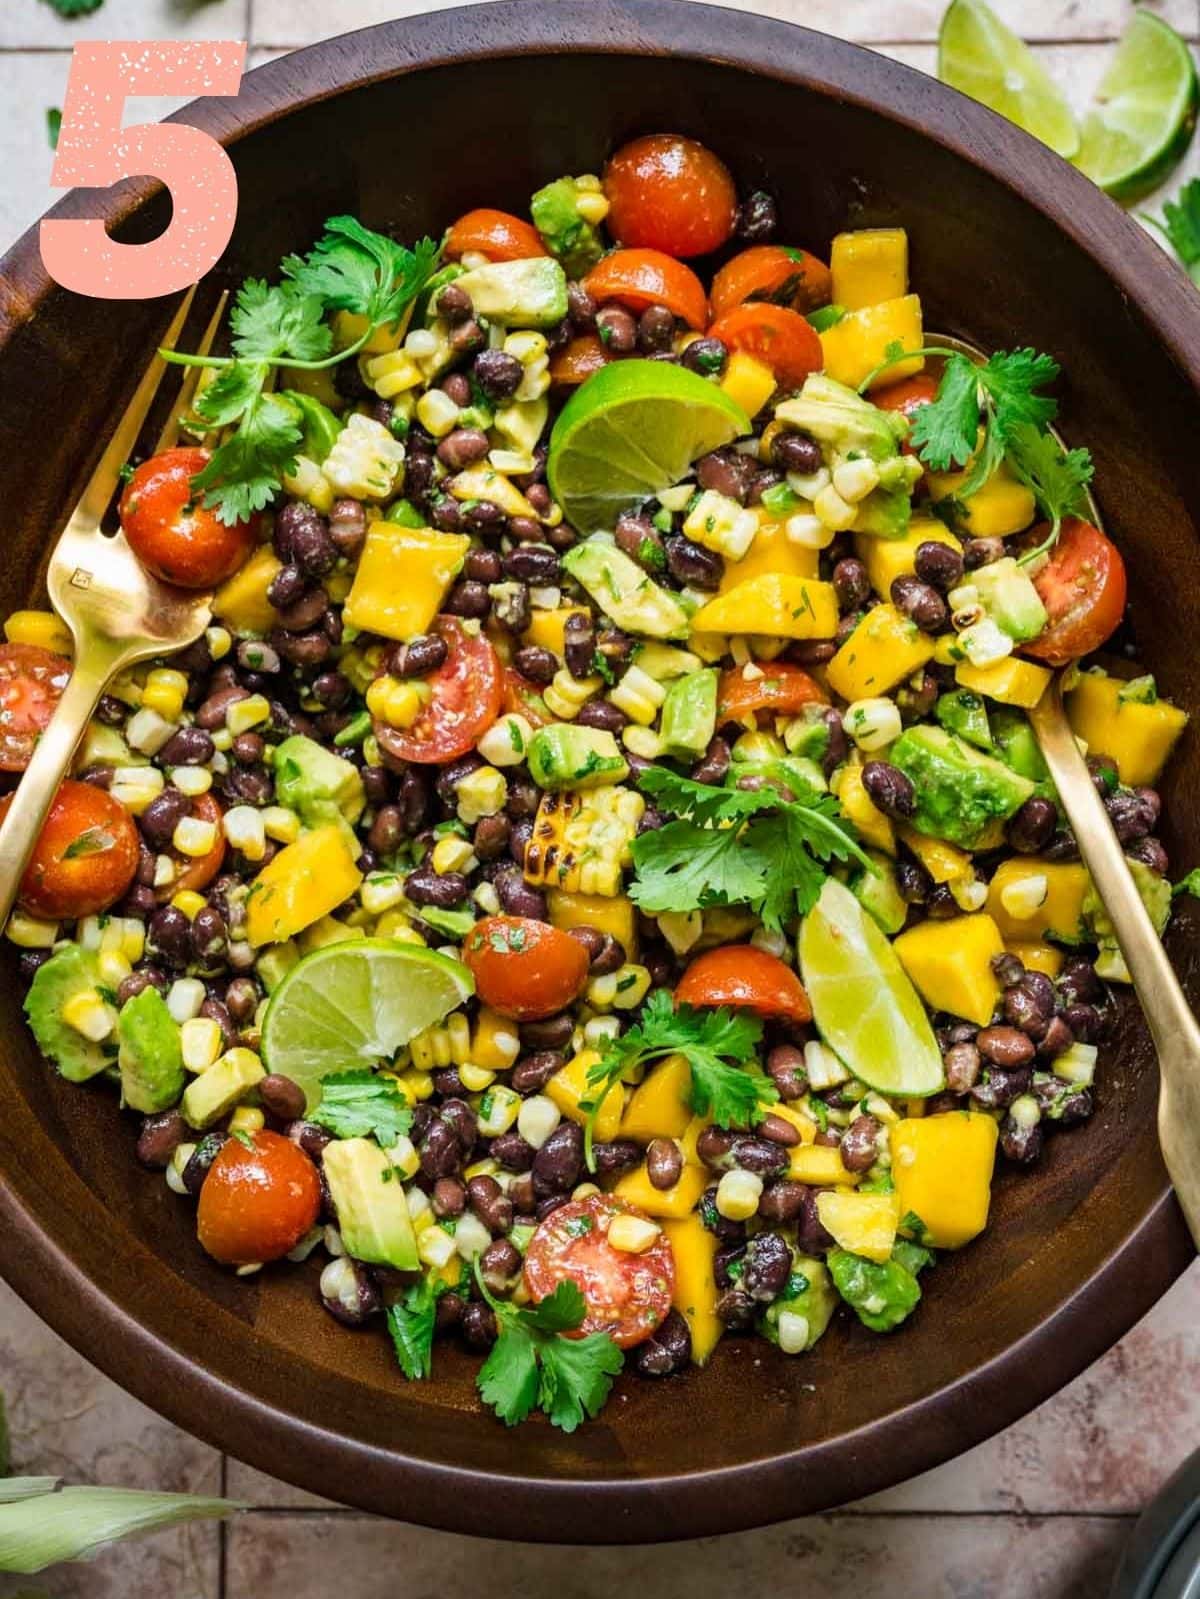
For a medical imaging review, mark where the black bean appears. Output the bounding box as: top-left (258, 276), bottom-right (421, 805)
top-left (532, 1122), bottom-right (584, 1195)
top-left (891, 574), bottom-right (949, 632)
top-left (479, 1238), bottom-right (523, 1294)
top-left (696, 446), bottom-right (756, 504)
top-left (912, 541), bottom-right (964, 592)
top-left (963, 536), bottom-right (1005, 570)
top-left (646, 1138), bottom-right (684, 1191)
top-left (1105, 789), bottom-right (1152, 844)
top-left (840, 1114), bottom-right (881, 1173)
top-left (253, 1073), bottom-right (305, 1123)
top-left (795, 1188), bottom-right (835, 1255)
top-left (405, 867), bottom-right (469, 908)
top-left (736, 189), bottom-right (777, 242)
top-left (182, 1131), bottom-right (228, 1196)
top-left (1129, 836), bottom-right (1170, 875)
top-left (637, 304), bottom-right (676, 352)
top-left (491, 1131), bottom-right (536, 1173)
top-left (221, 765), bottom-right (274, 808)
top-left (116, 970), bottom-right (155, 1005)
top-left (146, 906), bottom-right (190, 968)
top-left (556, 612), bottom-right (595, 679)
top-left (576, 700), bottom-right (627, 735)
top-left (695, 1127), bottom-right (734, 1170)
top-left (970, 1066), bottom-right (1031, 1111)
top-left (321, 1260), bottom-right (382, 1327)
top-left (633, 1308), bottom-right (691, 1376)
top-left (507, 817), bottom-right (534, 869)
top-left (510, 1051), bottom-right (565, 1095)
top-left (287, 1121), bottom-right (332, 1164)
top-left (443, 579), bottom-right (491, 619)
top-left (896, 860), bottom-right (932, 905)
top-left (729, 1136), bottom-right (788, 1177)
top-left (567, 281), bottom-right (597, 330)
top-left (190, 905), bottom-right (226, 965)
top-left (591, 1139), bottom-right (643, 1177)
top-left (861, 760), bottom-right (916, 818)
top-left (491, 867), bottom-right (545, 921)
top-left (435, 427), bottom-right (489, 472)
top-left (613, 513), bottom-right (664, 575)
top-left (715, 1286), bottom-right (757, 1330)
top-left (429, 496), bottom-right (464, 534)
top-left (1005, 973), bottom-right (1054, 1039)
top-left (1006, 796), bottom-right (1057, 854)
top-left (139, 787), bottom-right (190, 849)
top-left (432, 1067), bottom-right (466, 1099)
top-left (926, 882), bottom-right (960, 919)
top-left (742, 1230), bottom-right (793, 1302)
top-left (438, 371), bottom-right (472, 408)
top-left (450, 320), bottom-right (486, 358)
top-left (518, 1013), bottom-right (575, 1053)
top-left (471, 812), bottom-right (509, 863)
top-left (473, 349), bottom-right (523, 402)
top-left (438, 283), bottom-right (473, 323)
top-left (1059, 957), bottom-right (1103, 1008)
top-left (821, 708), bottom-right (849, 778)
top-left (389, 633), bottom-right (448, 680)
top-left (768, 429), bottom-right (820, 475)
top-left (698, 1185), bottom-right (746, 1242)
top-left (1000, 1113), bottom-right (1043, 1164)
top-left (990, 951), bottom-right (1025, 989)
top-left (136, 1110), bottom-right (186, 1169)
top-left (158, 726), bottom-right (214, 767)
top-left (461, 1300), bottom-right (498, 1350)
top-left (828, 556), bottom-right (868, 613)
top-left (757, 1112), bottom-right (801, 1149)
top-left (292, 517), bottom-right (337, 580)
top-left (326, 498), bottom-right (366, 559)
top-left (691, 735), bottom-right (732, 785)
top-left (419, 1118), bottom-right (464, 1180)
top-left (504, 544), bottom-right (560, 585)
top-left (596, 304), bottom-right (637, 352)
top-left (944, 1041), bottom-right (982, 1093)
top-left (1044, 827), bottom-right (1080, 862)
top-left (679, 336), bottom-right (728, 377)
top-left (977, 1025), bottom-right (1036, 1068)
top-left (467, 1174), bottom-right (513, 1235)
top-left (1038, 1015), bottom-right (1075, 1060)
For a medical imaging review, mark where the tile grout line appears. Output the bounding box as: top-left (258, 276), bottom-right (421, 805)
top-left (219, 1454), bottom-right (229, 1599)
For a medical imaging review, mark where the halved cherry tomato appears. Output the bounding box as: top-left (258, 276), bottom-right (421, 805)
top-left (0, 643), bottom-right (71, 771)
top-left (0, 779), bottom-right (139, 919)
top-left (524, 1193), bottom-right (675, 1349)
top-left (197, 1130), bottom-right (322, 1266)
top-left (706, 303), bottom-right (821, 390)
top-left (874, 373), bottom-right (940, 458)
top-left (603, 134), bottom-right (737, 259)
top-left (583, 249), bottom-right (709, 331)
top-left (120, 448), bottom-right (260, 590)
top-left (374, 617), bottom-right (503, 765)
top-left (502, 667), bottom-right (554, 729)
top-left (710, 245), bottom-right (832, 320)
top-left (676, 945), bottom-right (812, 1023)
top-left (165, 791), bottom-right (227, 902)
top-left (463, 915), bottom-right (590, 1021)
top-left (549, 335), bottom-right (610, 387)
top-left (444, 209), bottom-right (548, 262)
top-left (1024, 518), bottom-right (1127, 667)
top-left (718, 661), bottom-right (827, 724)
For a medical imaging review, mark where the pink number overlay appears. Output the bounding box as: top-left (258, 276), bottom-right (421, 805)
top-left (41, 41), bottom-right (246, 301)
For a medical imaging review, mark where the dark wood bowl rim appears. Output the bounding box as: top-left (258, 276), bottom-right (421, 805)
top-left (0, 0), bottom-right (1195, 1541)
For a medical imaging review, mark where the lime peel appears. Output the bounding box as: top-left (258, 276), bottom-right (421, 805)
top-left (938, 0), bottom-right (1081, 161)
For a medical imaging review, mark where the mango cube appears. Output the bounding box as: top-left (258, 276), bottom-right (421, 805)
top-left (547, 1049), bottom-right (624, 1141)
top-left (619, 1053), bottom-right (693, 1143)
top-left (986, 858), bottom-right (1090, 943)
top-left (893, 913), bottom-right (1005, 1027)
top-left (820, 294), bottom-right (924, 391)
top-left (663, 1214), bottom-right (723, 1364)
top-left (826, 603), bottom-right (936, 702)
top-left (613, 1160), bottom-right (708, 1220)
top-left (815, 1190), bottom-right (901, 1263)
top-left (1066, 671), bottom-right (1188, 788)
top-left (344, 523), bottom-right (470, 642)
top-left (891, 1111), bottom-right (999, 1249)
top-left (689, 575), bottom-right (839, 640)
top-left (245, 826), bottom-right (364, 948)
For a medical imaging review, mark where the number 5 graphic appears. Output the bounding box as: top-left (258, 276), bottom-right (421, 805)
top-left (41, 41), bottom-right (246, 300)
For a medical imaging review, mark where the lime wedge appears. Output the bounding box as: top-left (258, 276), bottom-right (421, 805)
top-left (938, 0), bottom-right (1080, 159)
top-left (261, 940), bottom-right (474, 1107)
top-left (547, 359), bottom-right (751, 536)
top-left (798, 879), bottom-right (944, 1099)
top-left (1074, 11), bottom-right (1198, 202)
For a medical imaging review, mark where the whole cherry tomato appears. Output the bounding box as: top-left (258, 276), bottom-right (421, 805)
top-left (463, 915), bottom-right (590, 1021)
top-left (549, 335), bottom-right (610, 387)
top-left (524, 1193), bottom-right (675, 1348)
top-left (874, 373), bottom-right (940, 458)
top-left (120, 448), bottom-right (260, 589)
top-left (162, 791), bottom-right (227, 902)
top-left (603, 134), bottom-right (737, 258)
top-left (1024, 518), bottom-right (1127, 667)
top-left (444, 209), bottom-right (547, 262)
top-left (718, 661), bottom-right (826, 724)
top-left (706, 303), bottom-right (822, 390)
top-left (0, 643), bottom-right (71, 771)
top-left (583, 249), bottom-right (709, 331)
top-left (710, 245), bottom-right (832, 320)
top-left (197, 1129), bottom-right (322, 1266)
top-left (373, 617), bottom-right (503, 765)
top-left (676, 945), bottom-right (812, 1023)
top-left (0, 779), bottom-right (138, 919)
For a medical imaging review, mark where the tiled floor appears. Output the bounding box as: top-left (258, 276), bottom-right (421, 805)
top-left (2, 0), bottom-right (1200, 1593)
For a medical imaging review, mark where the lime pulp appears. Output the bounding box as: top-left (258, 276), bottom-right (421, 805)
top-left (938, 0), bottom-right (1081, 160)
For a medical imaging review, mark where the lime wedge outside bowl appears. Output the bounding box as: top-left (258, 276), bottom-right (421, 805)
top-left (939, 0), bottom-right (1080, 160)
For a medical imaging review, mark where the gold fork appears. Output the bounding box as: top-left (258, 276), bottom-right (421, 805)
top-left (0, 289), bottom-right (229, 929)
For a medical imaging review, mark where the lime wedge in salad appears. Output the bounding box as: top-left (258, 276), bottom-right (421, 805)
top-left (261, 940), bottom-right (474, 1106)
top-left (938, 0), bottom-right (1080, 160)
top-left (546, 358), bottom-right (751, 536)
top-left (1074, 11), bottom-right (1198, 203)
top-left (798, 879), bottom-right (944, 1099)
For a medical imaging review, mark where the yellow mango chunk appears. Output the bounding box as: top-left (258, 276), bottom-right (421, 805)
top-left (246, 826), bottom-right (364, 948)
top-left (826, 602), bottom-right (936, 702)
top-left (1066, 671), bottom-right (1189, 788)
top-left (212, 545), bottom-right (282, 636)
top-left (788, 1144), bottom-right (858, 1185)
top-left (893, 913), bottom-right (1004, 1028)
top-left (986, 858), bottom-right (1090, 943)
top-left (896, 822), bottom-right (972, 885)
top-left (662, 1214), bottom-right (723, 1364)
top-left (854, 518), bottom-right (959, 601)
top-left (619, 1053), bottom-right (693, 1143)
top-left (820, 294), bottom-right (924, 391)
top-left (1007, 939), bottom-right (1064, 979)
top-left (830, 228), bottom-right (908, 311)
top-left (547, 889), bottom-right (637, 958)
top-left (833, 758), bottom-right (895, 854)
top-left (956, 656), bottom-right (1051, 710)
top-left (719, 515), bottom-right (819, 592)
top-left (546, 1049), bottom-right (623, 1141)
top-left (926, 460), bottom-right (1036, 537)
top-left (678, 1114), bottom-right (712, 1167)
top-left (891, 1112), bottom-right (999, 1249)
top-left (613, 1160), bottom-right (708, 1220)
top-left (344, 523), bottom-right (470, 643)
top-left (522, 605), bottom-right (590, 660)
top-left (690, 575), bottom-right (839, 640)
top-left (816, 1190), bottom-right (901, 1263)
top-left (720, 350), bottom-right (776, 418)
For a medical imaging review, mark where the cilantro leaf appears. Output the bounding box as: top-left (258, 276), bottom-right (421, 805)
top-left (1146, 180), bottom-right (1200, 284)
top-left (386, 1277), bottom-right (442, 1381)
top-left (1005, 421), bottom-right (1093, 537)
top-left (909, 353), bottom-right (979, 471)
top-left (189, 391), bottom-right (303, 525)
top-left (912, 347), bottom-right (1063, 492)
top-left (537, 1330), bottom-right (624, 1433)
top-left (629, 817), bottom-right (768, 916)
top-left (636, 765), bottom-right (766, 828)
top-left (475, 1276), bottom-right (623, 1432)
top-left (309, 1070), bottom-right (413, 1145)
top-left (229, 279), bottom-right (332, 365)
top-left (282, 217), bottom-right (440, 330)
top-left (524, 1279), bottom-right (588, 1333)
top-left (1173, 868), bottom-right (1200, 899)
top-left (477, 1317), bottom-right (541, 1427)
top-left (980, 348), bottom-right (1061, 438)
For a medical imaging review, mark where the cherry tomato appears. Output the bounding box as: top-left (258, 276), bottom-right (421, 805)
top-left (0, 643), bottom-right (71, 771)
top-left (1024, 518), bottom-right (1127, 667)
top-left (524, 1193), bottom-right (675, 1349)
top-left (583, 249), bottom-right (709, 331)
top-left (119, 448), bottom-right (260, 590)
top-left (549, 335), bottom-right (610, 387)
top-left (710, 245), bottom-right (832, 320)
top-left (676, 945), bottom-right (812, 1023)
top-left (0, 780), bottom-right (138, 919)
top-left (874, 373), bottom-right (940, 458)
top-left (444, 209), bottom-right (548, 262)
top-left (164, 791), bottom-right (227, 902)
top-left (197, 1130), bottom-right (322, 1266)
top-left (718, 661), bottom-right (826, 724)
top-left (463, 916), bottom-right (589, 1021)
top-left (373, 617), bottom-right (503, 765)
top-left (706, 303), bottom-right (822, 390)
top-left (603, 134), bottom-right (737, 259)
top-left (501, 667), bottom-right (554, 729)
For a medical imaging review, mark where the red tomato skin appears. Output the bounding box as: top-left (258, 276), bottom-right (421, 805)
top-left (718, 661), bottom-right (827, 723)
top-left (583, 249), bottom-right (709, 331)
top-left (0, 643), bottom-right (71, 771)
top-left (706, 303), bottom-right (822, 389)
top-left (549, 335), bottom-right (610, 387)
top-left (444, 209), bottom-right (547, 262)
top-left (0, 780), bottom-right (139, 919)
top-left (374, 617), bottom-right (503, 765)
top-left (874, 374), bottom-right (940, 458)
top-left (463, 916), bottom-right (590, 1021)
top-left (603, 134), bottom-right (737, 259)
top-left (120, 448), bottom-right (260, 589)
top-left (501, 668), bottom-right (554, 729)
top-left (197, 1130), bottom-right (322, 1266)
top-left (161, 791), bottom-right (226, 902)
top-left (524, 1193), bottom-right (675, 1348)
top-left (1024, 519), bottom-right (1127, 667)
top-left (676, 945), bottom-right (813, 1023)
top-left (710, 245), bottom-right (832, 320)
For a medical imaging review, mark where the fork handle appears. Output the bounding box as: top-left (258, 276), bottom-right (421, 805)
top-left (0, 660), bottom-right (109, 930)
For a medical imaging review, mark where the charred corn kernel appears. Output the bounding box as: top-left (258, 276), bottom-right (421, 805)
top-left (517, 1094), bottom-right (561, 1149)
top-left (6, 912), bottom-right (59, 948)
top-left (684, 489), bottom-right (759, 561)
top-left (181, 1016), bottom-right (223, 1073)
top-left (141, 668), bottom-right (189, 722)
top-left (171, 766), bottom-right (213, 798)
top-left (4, 608), bottom-right (73, 654)
top-left (173, 816), bottom-right (218, 858)
top-left (417, 1226), bottom-right (458, 1270)
top-left (831, 457), bottom-right (880, 504)
top-left (608, 1213), bottom-right (662, 1255)
top-left (365, 675), bottom-right (431, 729)
top-left (458, 1063), bottom-right (496, 1092)
top-left (365, 348), bottom-right (424, 398)
top-left (126, 708), bottom-right (176, 755)
top-left (262, 806), bottom-right (301, 845)
top-left (63, 989), bottom-right (117, 1042)
top-left (324, 414), bottom-right (406, 500)
top-left (544, 667), bottom-right (602, 720)
top-left (170, 889), bottom-right (207, 920)
top-left (610, 663), bottom-right (667, 726)
top-left (813, 483), bottom-right (857, 533)
top-left (524, 785), bottom-right (645, 897)
top-left (622, 725), bottom-right (663, 760)
top-left (715, 1169), bottom-right (763, 1221)
top-left (456, 766), bottom-right (507, 825)
top-left (476, 1084), bottom-right (522, 1136)
top-left (476, 714), bottom-right (532, 767)
top-left (415, 387), bottom-right (461, 437)
top-left (431, 835), bottom-right (477, 875)
top-left (222, 805), bottom-right (266, 861)
top-left (843, 696), bottom-right (902, 752)
top-left (472, 1007), bottom-right (521, 1071)
top-left (657, 910), bottom-right (703, 956)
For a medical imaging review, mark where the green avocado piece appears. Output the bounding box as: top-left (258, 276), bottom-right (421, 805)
top-left (936, 688), bottom-right (993, 751)
top-left (990, 707), bottom-right (1052, 787)
top-left (775, 374), bottom-right (907, 464)
top-left (971, 557), bottom-right (1048, 643)
top-left (323, 1137), bottom-right (419, 1269)
top-left (850, 849), bottom-right (908, 935)
top-left (280, 391), bottom-right (341, 464)
top-left (383, 497), bottom-right (427, 528)
top-left (784, 703), bottom-right (832, 764)
top-left (889, 724), bottom-right (1035, 848)
top-left (852, 482), bottom-right (914, 540)
top-left (659, 669), bottom-right (718, 761)
top-left (759, 1255), bottom-right (838, 1351)
top-left (530, 177), bottom-right (603, 276)
top-left (273, 734), bottom-right (366, 833)
top-left (118, 986), bottom-right (185, 1114)
top-left (181, 1048), bottom-right (265, 1130)
top-left (452, 257), bottom-right (568, 329)
top-left (23, 945), bottom-right (114, 1083)
top-left (828, 1248), bottom-right (922, 1332)
top-left (526, 723), bottom-right (629, 791)
top-left (562, 537), bottom-right (691, 640)
top-left (1084, 853), bottom-right (1171, 977)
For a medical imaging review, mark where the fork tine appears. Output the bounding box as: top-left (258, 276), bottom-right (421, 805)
top-left (155, 290), bottom-right (230, 454)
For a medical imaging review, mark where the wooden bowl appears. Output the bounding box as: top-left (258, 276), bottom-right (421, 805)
top-left (0, 0), bottom-right (1197, 1543)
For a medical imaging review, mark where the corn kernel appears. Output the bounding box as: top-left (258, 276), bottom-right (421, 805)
top-left (999, 873), bottom-right (1049, 921)
top-left (398, 1068), bottom-right (435, 1101)
top-left (458, 1063), bottom-right (496, 1093)
top-left (262, 806), bottom-right (301, 844)
top-left (454, 1212), bottom-right (493, 1260)
top-left (786, 512), bottom-right (835, 551)
top-left (544, 668), bottom-right (601, 721)
top-left (110, 765), bottom-right (165, 815)
top-left (166, 1143), bottom-right (196, 1195)
top-left (181, 1016), bottom-right (223, 1073)
top-left (715, 1169), bottom-right (763, 1221)
top-left (62, 989), bottom-right (117, 1043)
top-left (365, 675), bottom-right (430, 730)
top-left (622, 725), bottom-right (663, 760)
top-left (226, 694), bottom-right (271, 736)
top-left (415, 388), bottom-right (461, 438)
top-left (476, 1084), bottom-right (522, 1136)
top-left (142, 668), bottom-right (189, 722)
top-left (684, 489), bottom-right (759, 561)
top-left (583, 1016), bottom-right (621, 1049)
top-left (6, 912), bottom-right (59, 948)
top-left (476, 714), bottom-right (532, 768)
top-left (126, 707), bottom-right (176, 755)
top-left (222, 805), bottom-right (266, 861)
top-left (365, 348), bottom-right (423, 399)
top-left (575, 190), bottom-right (610, 224)
top-left (282, 455), bottom-right (335, 514)
top-left (102, 948), bottom-right (133, 989)
top-left (417, 1227), bottom-right (458, 1269)
top-left (950, 875), bottom-right (989, 913)
top-left (456, 766), bottom-right (508, 825)
top-left (610, 664), bottom-right (666, 726)
top-left (210, 728), bottom-right (234, 753)
top-left (361, 872), bottom-right (408, 915)
top-left (171, 889), bottom-right (207, 920)
top-left (5, 609), bottom-right (73, 654)
top-left (608, 1213), bottom-right (661, 1254)
top-left (572, 1182), bottom-right (601, 1202)
top-left (205, 626), bottom-right (232, 660)
top-left (805, 1040), bottom-right (849, 1090)
top-left (431, 835), bottom-right (477, 876)
top-left (844, 697), bottom-right (902, 752)
top-left (387, 1135), bottom-right (421, 1179)
top-left (171, 766), bottom-right (213, 798)
top-left (831, 457), bottom-right (880, 504)
top-left (750, 925), bottom-right (789, 960)
top-left (517, 1094), bottom-right (561, 1149)
top-left (814, 484), bottom-right (857, 532)
top-left (229, 1105), bottom-right (265, 1135)
top-left (167, 978), bottom-right (206, 1023)
top-left (776, 1310), bottom-right (811, 1355)
top-left (154, 854), bottom-right (177, 890)
top-left (473, 881), bottom-right (501, 915)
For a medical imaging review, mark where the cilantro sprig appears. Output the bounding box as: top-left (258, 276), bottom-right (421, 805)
top-left (387, 1276), bottom-right (446, 1382)
top-left (309, 1070), bottom-right (413, 1146)
top-left (1146, 179), bottom-right (1200, 287)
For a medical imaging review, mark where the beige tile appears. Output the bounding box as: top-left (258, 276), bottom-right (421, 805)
top-left (0, 0), bottom-right (249, 49)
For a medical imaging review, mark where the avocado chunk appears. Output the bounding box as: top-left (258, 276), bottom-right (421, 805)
top-left (970, 557), bottom-right (1048, 643)
top-left (784, 703), bottom-right (832, 764)
top-left (850, 849), bottom-right (908, 935)
top-left (659, 669), bottom-right (718, 760)
top-left (759, 1255), bottom-right (838, 1351)
top-left (526, 724), bottom-right (629, 790)
top-left (562, 536), bottom-right (691, 639)
top-left (889, 724), bottom-right (1035, 848)
top-left (530, 176), bottom-right (604, 276)
top-left (990, 706), bottom-right (1052, 787)
top-left (852, 482), bottom-right (916, 540)
top-left (323, 1137), bottom-right (419, 1269)
top-left (280, 391), bottom-right (341, 464)
top-left (23, 945), bottom-right (114, 1083)
top-left (775, 374), bottom-right (907, 463)
top-left (383, 497), bottom-right (427, 529)
top-left (118, 986), bottom-right (185, 1114)
top-left (181, 1047), bottom-right (265, 1130)
top-left (452, 257), bottom-right (568, 329)
top-left (936, 688), bottom-right (993, 751)
top-left (828, 1246), bottom-right (923, 1333)
top-left (273, 734), bottom-right (366, 834)
top-left (1084, 854), bottom-right (1171, 982)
